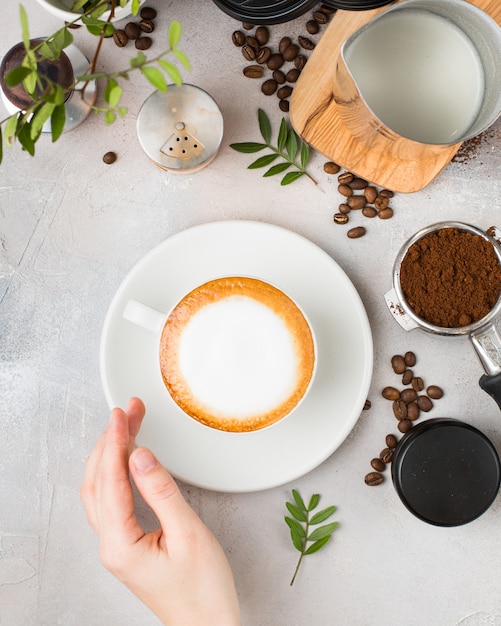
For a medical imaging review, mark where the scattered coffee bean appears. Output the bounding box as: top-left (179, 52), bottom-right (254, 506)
top-left (362, 206), bottom-right (377, 218)
top-left (402, 369), bottom-right (413, 385)
top-left (338, 203), bottom-right (351, 214)
top-left (364, 186), bottom-right (378, 204)
top-left (306, 19), bottom-right (320, 34)
top-left (273, 69), bottom-right (286, 84)
top-left (298, 35), bottom-right (315, 50)
top-left (320, 3), bottom-right (337, 14)
top-left (313, 10), bottom-right (328, 24)
top-left (365, 472), bottom-right (384, 486)
top-left (279, 99), bottom-right (290, 112)
top-left (285, 68), bottom-right (301, 83)
top-left (279, 37), bottom-right (292, 54)
top-left (382, 386), bottom-right (400, 401)
top-left (386, 434), bottom-right (398, 449)
top-left (242, 45), bottom-right (256, 61)
top-left (139, 19), bottom-right (155, 33)
top-left (380, 448), bottom-right (394, 464)
top-left (113, 29), bottom-right (128, 47)
top-left (378, 208), bottom-right (394, 220)
top-left (242, 22), bottom-right (254, 30)
top-left (232, 30), bottom-right (246, 46)
top-left (347, 195), bottom-right (366, 210)
top-left (338, 172), bottom-right (354, 184)
top-left (411, 376), bottom-right (424, 392)
top-left (103, 151), bottom-right (117, 164)
top-left (400, 388), bottom-right (417, 403)
top-left (379, 188), bottom-right (394, 198)
top-left (405, 355), bottom-right (416, 373)
top-left (349, 177), bottom-right (368, 190)
top-left (407, 402), bottom-right (420, 421)
top-left (277, 85), bottom-right (293, 99)
top-left (338, 184), bottom-right (353, 197)
top-left (364, 399), bottom-right (371, 410)
top-left (125, 22), bottom-right (140, 39)
top-left (283, 44), bottom-right (300, 62)
top-left (294, 55), bottom-right (307, 70)
top-left (347, 226), bottom-right (366, 239)
top-left (393, 400), bottom-right (408, 420)
top-left (255, 26), bottom-right (269, 45)
top-left (246, 35), bottom-right (259, 51)
top-left (256, 47), bottom-right (271, 64)
top-left (261, 79), bottom-right (277, 95)
top-left (391, 355), bottom-right (406, 374)
top-left (427, 385), bottom-right (444, 399)
top-left (398, 419), bottom-right (412, 433)
top-left (334, 213), bottom-right (349, 225)
top-left (267, 53), bottom-right (285, 70)
top-left (371, 458), bottom-right (386, 472)
top-left (135, 37), bottom-right (152, 50)
top-left (140, 6), bottom-right (157, 19)
top-left (417, 395), bottom-right (433, 412)
top-left (324, 161), bottom-right (341, 174)
top-left (243, 65), bottom-right (263, 79)
top-left (375, 196), bottom-right (390, 210)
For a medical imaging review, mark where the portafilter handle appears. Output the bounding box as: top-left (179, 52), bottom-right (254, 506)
top-left (471, 323), bottom-right (501, 410)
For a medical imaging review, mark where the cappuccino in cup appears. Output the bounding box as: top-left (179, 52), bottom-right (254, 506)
top-left (159, 277), bottom-right (316, 432)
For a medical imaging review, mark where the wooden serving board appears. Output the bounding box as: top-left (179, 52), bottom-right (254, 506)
top-left (289, 0), bottom-right (501, 193)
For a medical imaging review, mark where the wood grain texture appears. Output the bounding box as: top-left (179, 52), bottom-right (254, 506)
top-left (290, 0), bottom-right (501, 193)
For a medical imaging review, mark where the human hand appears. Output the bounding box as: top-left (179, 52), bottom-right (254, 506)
top-left (81, 398), bottom-right (241, 626)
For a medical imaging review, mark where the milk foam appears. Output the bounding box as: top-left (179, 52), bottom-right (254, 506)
top-left (178, 295), bottom-right (298, 419)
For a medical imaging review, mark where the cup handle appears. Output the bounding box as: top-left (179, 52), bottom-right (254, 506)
top-left (123, 299), bottom-right (166, 333)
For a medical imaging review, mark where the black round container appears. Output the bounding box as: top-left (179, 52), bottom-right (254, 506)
top-left (391, 418), bottom-right (500, 526)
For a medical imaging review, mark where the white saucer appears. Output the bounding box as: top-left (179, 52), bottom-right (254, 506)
top-left (100, 221), bottom-right (373, 492)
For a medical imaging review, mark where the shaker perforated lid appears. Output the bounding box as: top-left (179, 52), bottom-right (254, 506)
top-left (136, 84), bottom-right (224, 173)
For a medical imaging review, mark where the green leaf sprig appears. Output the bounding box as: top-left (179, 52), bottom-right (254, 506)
top-left (285, 489), bottom-right (338, 586)
top-left (230, 109), bottom-right (317, 186)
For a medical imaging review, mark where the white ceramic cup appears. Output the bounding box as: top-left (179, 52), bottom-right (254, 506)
top-left (123, 276), bottom-right (317, 433)
top-left (35, 0), bottom-right (144, 23)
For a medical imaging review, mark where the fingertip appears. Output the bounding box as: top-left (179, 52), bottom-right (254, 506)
top-left (130, 447), bottom-right (158, 474)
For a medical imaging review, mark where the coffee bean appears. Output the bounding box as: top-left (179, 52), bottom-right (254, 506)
top-left (380, 448), bottom-right (393, 463)
top-left (242, 22), bottom-right (254, 30)
top-left (393, 400), bottom-right (407, 420)
top-left (279, 99), bottom-right (290, 112)
top-left (298, 36), bottom-right (315, 50)
top-left (404, 351), bottom-right (416, 367)
top-left (277, 85), bottom-right (293, 99)
top-left (256, 47), bottom-right (271, 64)
top-left (272, 69), bottom-right (286, 84)
top-left (103, 151), bottom-right (116, 164)
top-left (232, 31), bottom-right (246, 47)
top-left (334, 213), bottom-right (349, 225)
top-left (375, 196), bottom-right (390, 210)
top-left (246, 35), bottom-right (259, 51)
top-left (386, 434), bottom-right (398, 449)
top-left (347, 195), bottom-right (366, 210)
top-left (411, 376), bottom-right (424, 392)
top-left (113, 29), bottom-right (128, 47)
top-left (261, 79), bottom-right (277, 95)
top-left (306, 19), bottom-right (320, 35)
top-left (365, 471), bottom-right (384, 486)
top-left (364, 186), bottom-right (378, 204)
top-left (338, 184), bottom-right (353, 197)
top-left (338, 172), bottom-right (354, 184)
top-left (382, 386), bottom-right (400, 401)
top-left (379, 188), bottom-right (394, 198)
top-left (427, 385), bottom-right (444, 399)
top-left (401, 388), bottom-right (417, 403)
top-left (371, 458), bottom-right (386, 472)
top-left (349, 177), bottom-right (368, 190)
top-left (320, 3), bottom-right (337, 14)
top-left (402, 369), bottom-right (413, 385)
top-left (338, 203), bottom-right (351, 214)
top-left (255, 26), bottom-right (269, 45)
top-left (347, 226), bottom-right (366, 239)
top-left (135, 37), bottom-right (152, 50)
top-left (267, 53), bottom-right (285, 70)
top-left (140, 6), bottom-right (157, 19)
top-left (391, 354), bottom-right (406, 374)
top-left (407, 402), bottom-right (420, 421)
top-left (378, 208), bottom-right (394, 220)
top-left (279, 37), bottom-right (292, 54)
top-left (324, 161), bottom-right (340, 175)
top-left (283, 44), bottom-right (300, 62)
top-left (242, 45), bottom-right (256, 61)
top-left (243, 65), bottom-right (263, 79)
top-left (417, 395), bottom-right (433, 412)
top-left (294, 55), bottom-right (307, 70)
top-left (139, 19), bottom-right (155, 33)
top-left (285, 68), bottom-right (301, 83)
top-left (362, 206), bottom-right (377, 218)
top-left (398, 419), bottom-right (412, 433)
top-left (364, 399), bottom-right (371, 410)
top-left (313, 10), bottom-right (328, 24)
top-left (125, 22), bottom-right (140, 39)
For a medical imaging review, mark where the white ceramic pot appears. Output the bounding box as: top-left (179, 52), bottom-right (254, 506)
top-left (35, 0), bottom-right (144, 23)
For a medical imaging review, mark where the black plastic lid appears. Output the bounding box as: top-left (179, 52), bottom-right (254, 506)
top-left (391, 418), bottom-right (500, 527)
top-left (212, 0), bottom-right (317, 24)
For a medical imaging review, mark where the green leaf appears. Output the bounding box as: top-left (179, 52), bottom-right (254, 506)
top-left (310, 505), bottom-right (337, 525)
top-left (158, 60), bottom-right (182, 86)
top-left (308, 522), bottom-right (339, 542)
top-left (172, 49), bottom-right (191, 72)
top-left (304, 535), bottom-right (331, 555)
top-left (104, 79), bottom-right (123, 108)
top-left (131, 0), bottom-right (140, 15)
top-left (281, 171), bottom-right (303, 186)
top-left (17, 121), bottom-right (35, 156)
top-left (105, 110), bottom-right (116, 125)
top-left (292, 489), bottom-right (307, 512)
top-left (0, 126), bottom-right (3, 164)
top-left (20, 5), bottom-right (30, 49)
top-left (168, 21), bottom-right (182, 49)
top-left (248, 153), bottom-right (278, 169)
top-left (72, 0), bottom-right (88, 11)
top-left (263, 162), bottom-right (291, 177)
top-left (229, 142), bottom-right (267, 154)
top-left (5, 66), bottom-right (33, 87)
top-left (51, 103), bottom-right (66, 142)
top-left (308, 494), bottom-right (320, 511)
top-left (141, 66), bottom-right (167, 92)
top-left (130, 52), bottom-right (147, 68)
top-left (285, 502), bottom-right (307, 522)
top-left (53, 27), bottom-right (74, 51)
top-left (4, 114), bottom-right (19, 145)
top-left (286, 127), bottom-right (299, 160)
top-left (284, 516), bottom-right (306, 539)
top-left (277, 118), bottom-right (288, 153)
top-left (258, 108), bottom-right (272, 144)
top-left (118, 107), bottom-right (128, 118)
top-left (30, 102), bottom-right (56, 139)
top-left (300, 141), bottom-right (310, 169)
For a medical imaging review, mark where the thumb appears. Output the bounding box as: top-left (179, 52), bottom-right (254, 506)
top-left (129, 447), bottom-right (200, 537)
